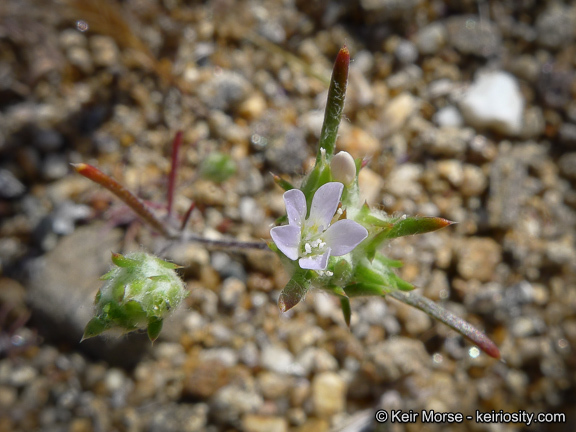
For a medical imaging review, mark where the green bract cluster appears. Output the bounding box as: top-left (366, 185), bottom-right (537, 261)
top-left (82, 252), bottom-right (187, 342)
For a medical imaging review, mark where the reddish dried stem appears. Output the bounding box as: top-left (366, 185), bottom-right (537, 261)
top-left (72, 163), bottom-right (174, 238)
top-left (167, 131), bottom-right (183, 219)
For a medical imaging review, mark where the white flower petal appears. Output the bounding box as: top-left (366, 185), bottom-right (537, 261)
top-left (322, 219), bottom-right (368, 256)
top-left (284, 189), bottom-right (307, 227)
top-left (308, 182), bottom-right (343, 231)
top-left (271, 225), bottom-right (301, 260)
top-left (299, 248), bottom-right (331, 270)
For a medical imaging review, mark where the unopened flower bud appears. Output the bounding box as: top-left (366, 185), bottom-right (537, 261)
top-left (82, 252), bottom-right (187, 342)
top-left (330, 151), bottom-right (356, 185)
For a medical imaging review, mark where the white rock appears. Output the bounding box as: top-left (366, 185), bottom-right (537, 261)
top-left (415, 22), bottom-right (447, 54)
top-left (459, 71), bottom-right (524, 135)
top-left (261, 345), bottom-right (295, 374)
top-left (433, 105), bottom-right (464, 128)
top-left (312, 372), bottom-right (347, 418)
top-left (381, 92), bottom-right (419, 136)
top-left (386, 164), bottom-right (423, 198)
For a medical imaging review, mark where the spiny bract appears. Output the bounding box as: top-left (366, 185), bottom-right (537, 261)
top-left (82, 252), bottom-right (187, 342)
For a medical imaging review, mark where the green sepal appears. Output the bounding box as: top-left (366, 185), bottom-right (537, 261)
top-left (112, 283), bottom-right (126, 302)
top-left (389, 273), bottom-right (415, 291)
top-left (374, 253), bottom-right (404, 268)
top-left (156, 259), bottom-right (182, 270)
top-left (321, 284), bottom-right (348, 298)
top-left (94, 289), bottom-right (102, 304)
top-left (300, 159), bottom-right (332, 213)
top-left (82, 317), bottom-right (110, 341)
top-left (344, 283), bottom-right (387, 297)
top-left (148, 275), bottom-right (172, 282)
top-left (147, 318), bottom-right (163, 343)
top-left (356, 203), bottom-right (393, 228)
top-left (100, 270), bottom-right (116, 280)
top-left (123, 300), bottom-right (147, 321)
top-left (332, 259), bottom-right (353, 285)
top-left (351, 254), bottom-right (414, 295)
top-left (111, 252), bottom-right (137, 268)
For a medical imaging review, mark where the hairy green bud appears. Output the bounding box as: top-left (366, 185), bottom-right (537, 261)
top-left (83, 252), bottom-right (187, 342)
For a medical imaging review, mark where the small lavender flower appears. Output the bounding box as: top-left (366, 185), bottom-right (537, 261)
top-left (271, 182), bottom-right (368, 271)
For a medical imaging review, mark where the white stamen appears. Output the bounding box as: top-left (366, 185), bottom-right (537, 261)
top-left (319, 242), bottom-right (326, 248)
top-left (326, 271), bottom-right (333, 277)
top-left (304, 243), bottom-right (312, 254)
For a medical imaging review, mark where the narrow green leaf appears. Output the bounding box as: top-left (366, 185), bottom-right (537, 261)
top-left (389, 273), bottom-right (415, 291)
top-left (385, 217), bottom-right (454, 239)
top-left (317, 45), bottom-right (350, 161)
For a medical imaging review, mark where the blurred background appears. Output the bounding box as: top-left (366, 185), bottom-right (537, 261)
top-left (0, 0), bottom-right (575, 431)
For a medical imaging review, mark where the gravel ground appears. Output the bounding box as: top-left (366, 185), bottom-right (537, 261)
top-left (1, 0), bottom-right (576, 431)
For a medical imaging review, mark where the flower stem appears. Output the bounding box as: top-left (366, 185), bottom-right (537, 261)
top-left (182, 233), bottom-right (269, 250)
top-left (389, 290), bottom-right (501, 359)
top-left (317, 45), bottom-right (349, 163)
top-left (73, 163), bottom-right (269, 251)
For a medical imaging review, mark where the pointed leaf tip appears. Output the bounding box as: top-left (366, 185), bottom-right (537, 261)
top-left (111, 252), bottom-right (136, 268)
top-left (271, 173), bottom-right (294, 191)
top-left (278, 292), bottom-right (299, 313)
top-left (147, 319), bottom-right (163, 343)
top-left (340, 296), bottom-right (351, 328)
top-left (386, 216), bottom-right (455, 239)
top-left (81, 317), bottom-right (108, 342)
